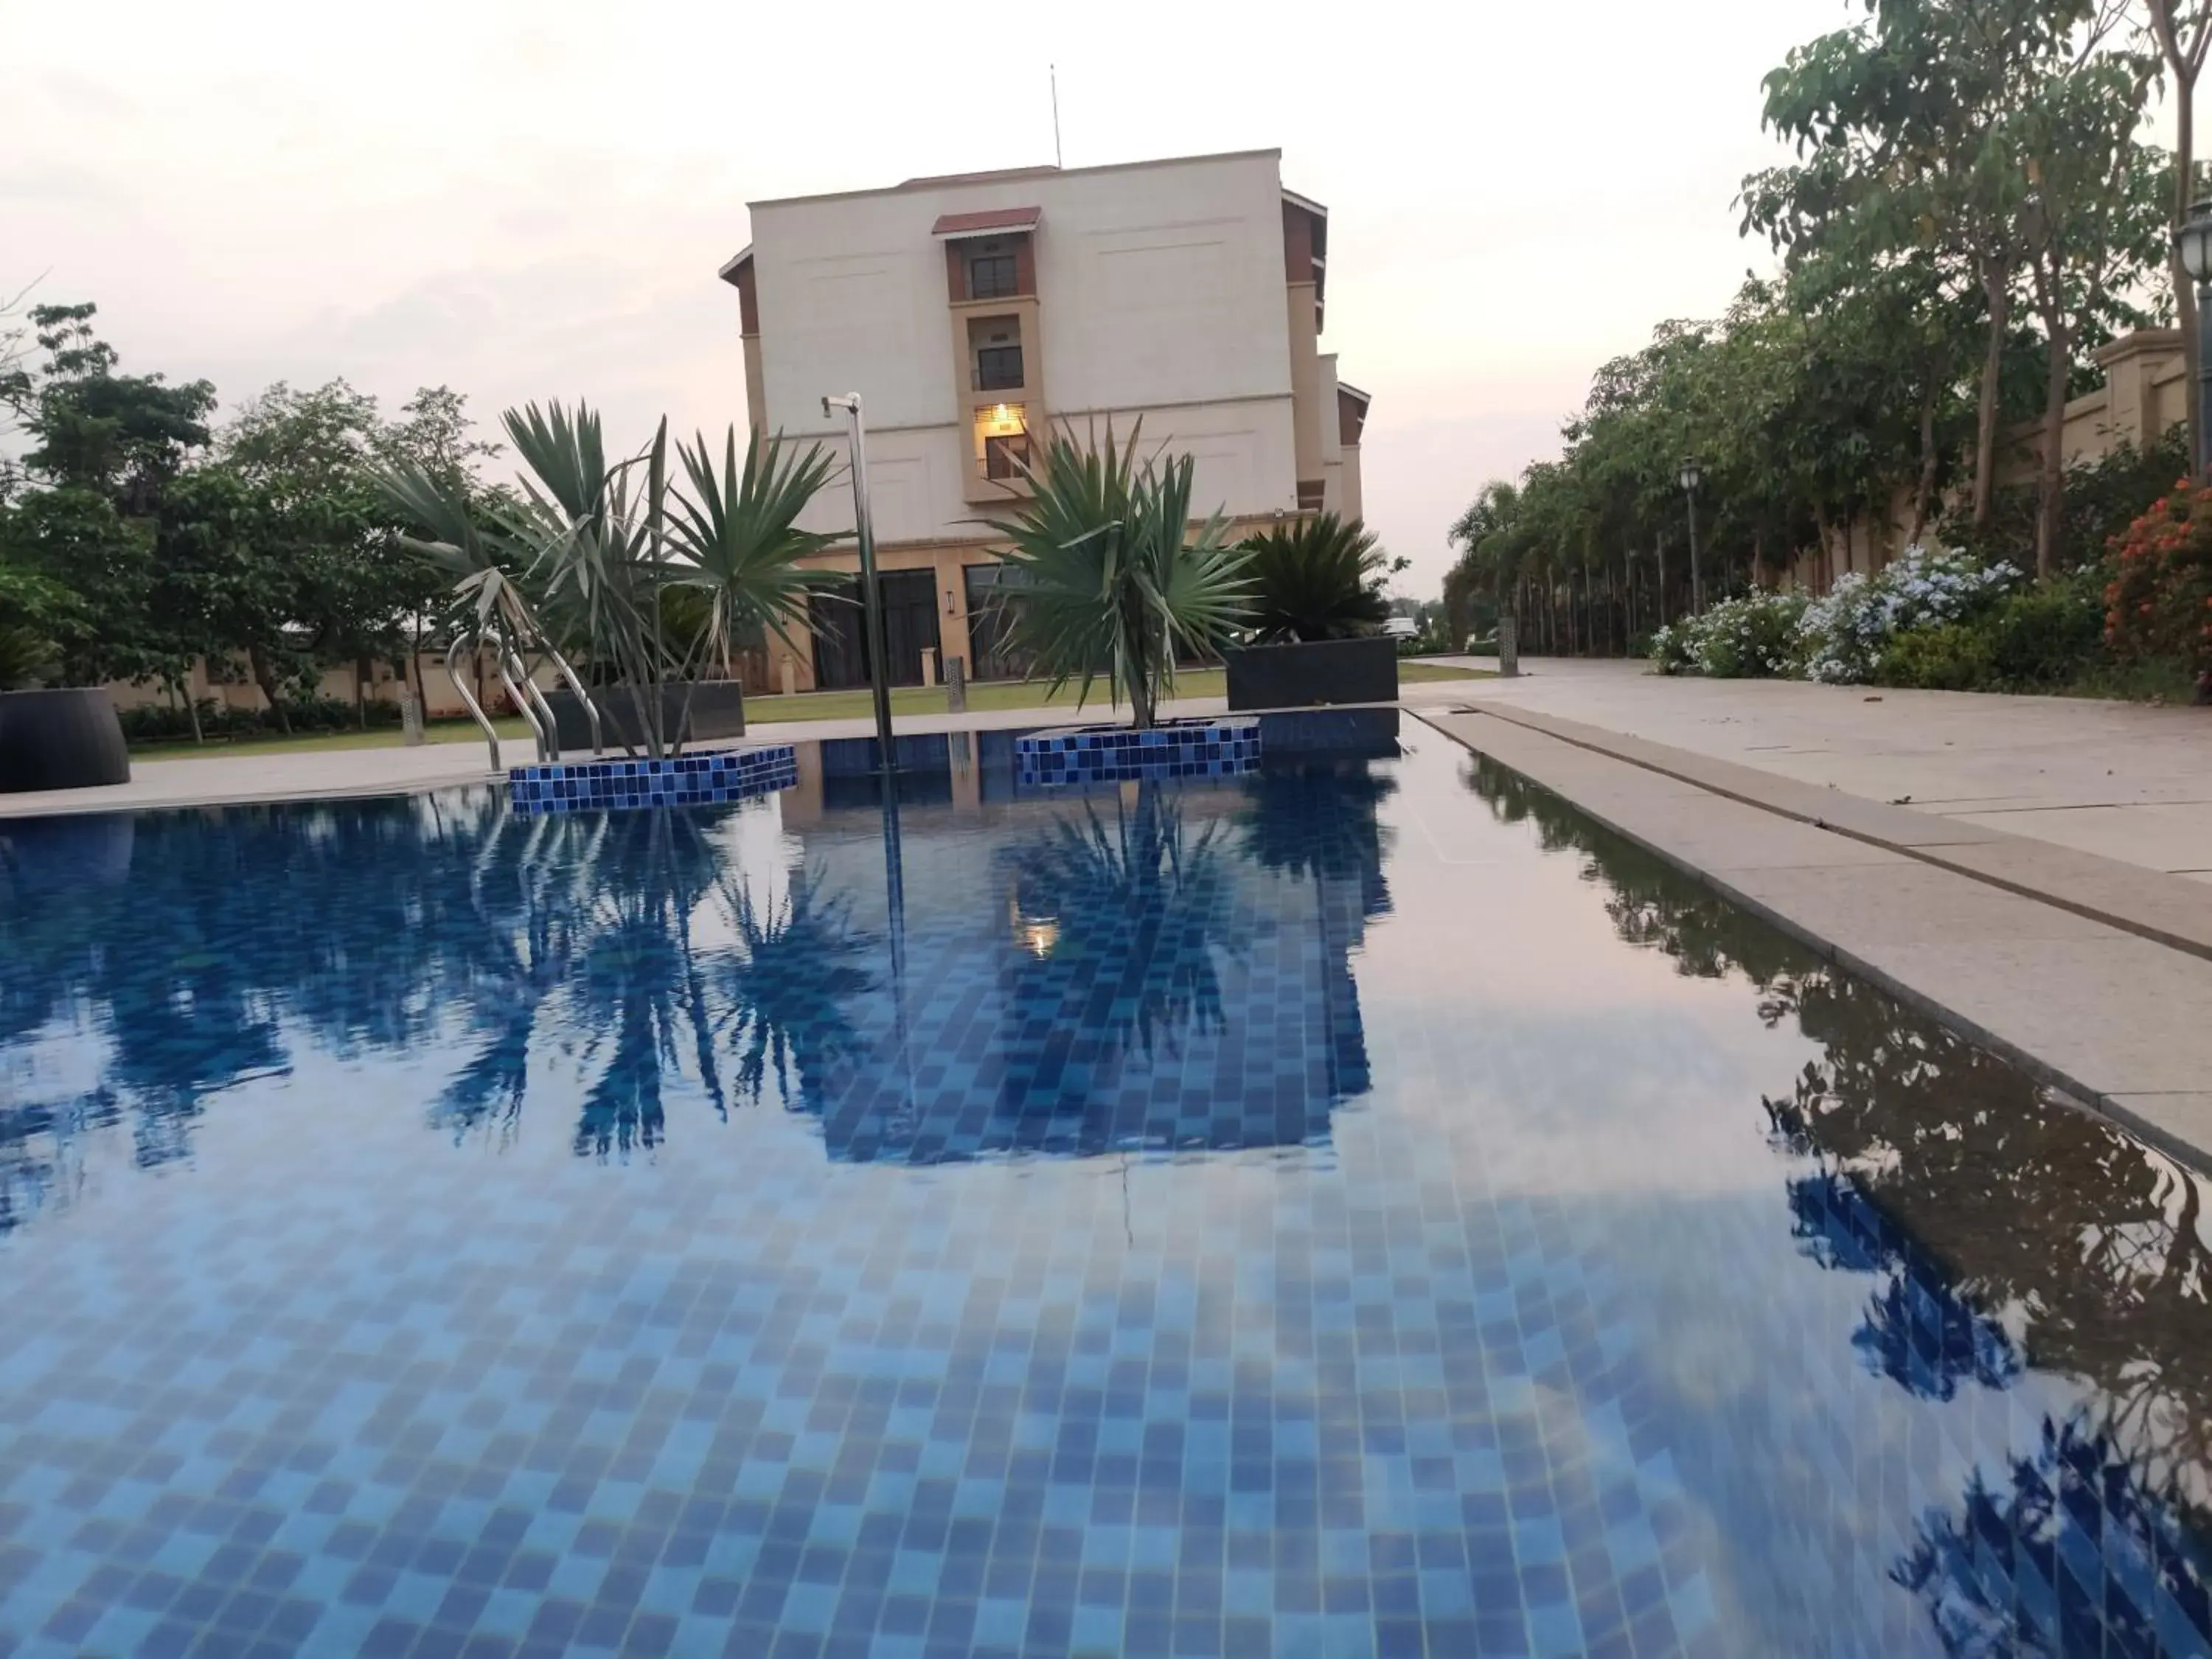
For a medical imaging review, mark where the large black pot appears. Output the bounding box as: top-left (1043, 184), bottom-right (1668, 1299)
top-left (1223, 636), bottom-right (1398, 712)
top-left (0, 687), bottom-right (131, 793)
top-left (545, 681), bottom-right (747, 753)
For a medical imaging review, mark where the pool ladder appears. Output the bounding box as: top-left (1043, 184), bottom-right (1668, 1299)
top-left (445, 621), bottom-right (602, 773)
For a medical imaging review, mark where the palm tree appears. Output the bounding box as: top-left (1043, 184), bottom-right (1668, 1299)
top-left (1235, 512), bottom-right (1391, 643)
top-left (983, 423), bottom-right (1250, 728)
top-left (372, 404), bottom-right (844, 757)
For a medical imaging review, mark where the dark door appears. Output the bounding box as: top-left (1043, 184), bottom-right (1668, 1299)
top-left (809, 571), bottom-right (941, 689)
top-left (964, 563), bottom-right (1036, 681)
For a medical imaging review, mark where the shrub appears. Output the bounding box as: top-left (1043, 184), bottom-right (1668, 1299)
top-left (1983, 572), bottom-right (2106, 689)
top-left (1874, 623), bottom-right (1997, 691)
top-left (1798, 546), bottom-right (2020, 685)
top-left (2105, 481), bottom-right (2212, 699)
top-left (1647, 591), bottom-right (1806, 678)
top-left (118, 694), bottom-right (405, 744)
top-left (1235, 513), bottom-right (1391, 643)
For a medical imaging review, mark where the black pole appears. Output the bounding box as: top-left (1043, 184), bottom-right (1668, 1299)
top-left (827, 394), bottom-right (897, 783)
top-left (2197, 280), bottom-right (2212, 485)
top-left (1686, 488), bottom-right (1703, 614)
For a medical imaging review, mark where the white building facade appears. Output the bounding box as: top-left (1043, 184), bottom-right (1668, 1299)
top-left (720, 149), bottom-right (1369, 691)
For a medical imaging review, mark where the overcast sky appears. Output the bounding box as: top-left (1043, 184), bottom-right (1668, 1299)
top-left (4, 0), bottom-right (2185, 596)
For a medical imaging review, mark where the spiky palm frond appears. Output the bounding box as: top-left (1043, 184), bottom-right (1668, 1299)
top-left (1236, 512), bottom-right (1391, 643)
top-left (665, 428), bottom-right (847, 669)
top-left (981, 423), bottom-right (1251, 728)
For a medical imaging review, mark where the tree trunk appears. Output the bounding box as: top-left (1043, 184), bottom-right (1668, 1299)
top-left (246, 643), bottom-right (291, 735)
top-left (1972, 257), bottom-right (2012, 528)
top-left (2035, 307), bottom-right (2071, 577)
top-left (1909, 372), bottom-right (1939, 546)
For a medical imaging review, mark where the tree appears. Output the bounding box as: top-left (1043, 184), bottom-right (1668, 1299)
top-left (2013, 54), bottom-right (2168, 571)
top-left (21, 302), bottom-right (214, 513)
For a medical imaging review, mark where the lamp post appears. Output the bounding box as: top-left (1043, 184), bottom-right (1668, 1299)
top-left (2177, 202), bottom-right (2212, 484)
top-left (821, 393), bottom-right (897, 782)
top-left (1677, 456), bottom-right (1705, 614)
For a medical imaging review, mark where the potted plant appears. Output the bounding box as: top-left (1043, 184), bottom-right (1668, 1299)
top-left (0, 566), bottom-right (129, 793)
top-left (1222, 512), bottom-right (1398, 710)
top-left (375, 407), bottom-right (842, 759)
top-left (982, 424), bottom-right (1251, 730)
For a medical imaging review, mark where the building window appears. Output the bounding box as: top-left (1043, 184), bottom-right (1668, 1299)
top-left (1297, 479), bottom-right (1326, 512)
top-left (973, 403), bottom-right (1029, 481)
top-left (973, 344), bottom-right (1024, 392)
top-left (968, 252), bottom-right (1018, 300)
top-left (984, 434), bottom-right (1031, 479)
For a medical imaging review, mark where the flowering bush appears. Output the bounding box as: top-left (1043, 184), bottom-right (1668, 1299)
top-left (1647, 590), bottom-right (1807, 678)
top-left (2104, 482), bottom-right (2212, 699)
top-left (1796, 546), bottom-right (2020, 684)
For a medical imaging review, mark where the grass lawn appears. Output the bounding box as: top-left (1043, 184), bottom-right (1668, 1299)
top-left (130, 661), bottom-right (1492, 760)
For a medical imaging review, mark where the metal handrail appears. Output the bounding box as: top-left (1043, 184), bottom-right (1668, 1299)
top-left (515, 647), bottom-right (565, 762)
top-left (492, 628), bottom-right (552, 762)
top-left (445, 636), bottom-right (501, 773)
top-left (540, 641), bottom-right (603, 757)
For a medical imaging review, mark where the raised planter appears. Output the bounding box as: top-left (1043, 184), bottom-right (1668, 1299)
top-left (508, 743), bottom-right (797, 816)
top-left (545, 681), bottom-right (746, 754)
top-left (1223, 635), bottom-right (1397, 712)
top-left (0, 688), bottom-right (131, 793)
top-left (1015, 718), bottom-right (1260, 788)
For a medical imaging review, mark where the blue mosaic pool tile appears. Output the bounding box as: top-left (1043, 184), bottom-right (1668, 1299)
top-left (507, 743), bottom-right (798, 815)
top-left (1014, 720), bottom-right (1260, 788)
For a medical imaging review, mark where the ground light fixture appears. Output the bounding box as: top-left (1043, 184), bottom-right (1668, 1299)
top-left (2178, 202), bottom-right (2212, 483)
top-left (821, 392), bottom-right (897, 779)
top-left (1678, 455), bottom-right (1705, 614)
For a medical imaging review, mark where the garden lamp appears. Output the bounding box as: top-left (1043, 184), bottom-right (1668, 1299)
top-left (2178, 203), bottom-right (2212, 483)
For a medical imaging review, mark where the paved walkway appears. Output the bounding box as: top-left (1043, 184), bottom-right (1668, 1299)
top-left (1407, 655), bottom-right (2212, 882)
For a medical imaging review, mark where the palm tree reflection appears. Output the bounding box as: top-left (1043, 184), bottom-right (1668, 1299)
top-left (1464, 748), bottom-right (2212, 1646)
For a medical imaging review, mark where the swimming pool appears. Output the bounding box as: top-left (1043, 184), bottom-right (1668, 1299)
top-left (2, 725), bottom-right (2209, 1658)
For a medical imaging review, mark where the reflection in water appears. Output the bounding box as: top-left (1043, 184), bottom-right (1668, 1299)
top-left (1, 750), bottom-right (1393, 1217)
top-left (1464, 750), bottom-right (2212, 1652)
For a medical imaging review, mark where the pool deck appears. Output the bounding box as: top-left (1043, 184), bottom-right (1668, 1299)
top-left (9, 665), bottom-right (2210, 1171)
top-left (1409, 669), bottom-right (2212, 1175)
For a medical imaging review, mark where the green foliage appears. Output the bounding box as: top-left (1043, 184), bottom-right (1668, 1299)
top-left (22, 303), bottom-right (215, 512)
top-left (1235, 512), bottom-right (1390, 643)
top-left (982, 425), bottom-right (1251, 728)
top-left (1872, 622), bottom-right (1999, 689)
top-left (116, 695), bottom-right (405, 745)
top-left (1647, 590), bottom-right (1809, 678)
top-left (375, 403), bottom-right (843, 755)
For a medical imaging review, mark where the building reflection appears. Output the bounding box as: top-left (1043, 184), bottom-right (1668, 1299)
top-left (0, 736), bottom-right (1394, 1229)
top-left (1462, 748), bottom-right (2212, 1653)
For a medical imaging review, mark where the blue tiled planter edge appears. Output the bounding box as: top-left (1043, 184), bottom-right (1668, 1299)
top-left (507, 744), bottom-right (798, 815)
top-left (1013, 718), bottom-right (1261, 787)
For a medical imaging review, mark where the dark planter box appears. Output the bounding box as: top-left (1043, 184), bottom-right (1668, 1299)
top-left (0, 687), bottom-right (131, 793)
top-left (1224, 636), bottom-right (1398, 712)
top-left (545, 682), bottom-right (746, 754)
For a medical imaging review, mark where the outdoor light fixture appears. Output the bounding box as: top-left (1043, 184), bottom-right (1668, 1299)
top-left (2180, 202), bottom-right (2212, 483)
top-left (1679, 455), bottom-right (1705, 613)
top-left (2180, 201), bottom-right (2212, 285)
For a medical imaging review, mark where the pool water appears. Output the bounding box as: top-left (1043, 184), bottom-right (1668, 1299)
top-left (3, 726), bottom-right (2211, 1658)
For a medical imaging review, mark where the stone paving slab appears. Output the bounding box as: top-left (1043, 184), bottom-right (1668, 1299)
top-left (1413, 655), bottom-right (2212, 861)
top-left (1419, 707), bottom-right (2212, 1174)
top-left (1426, 691), bottom-right (2212, 961)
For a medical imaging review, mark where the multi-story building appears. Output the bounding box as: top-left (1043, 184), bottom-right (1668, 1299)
top-left (718, 147), bottom-right (1370, 692)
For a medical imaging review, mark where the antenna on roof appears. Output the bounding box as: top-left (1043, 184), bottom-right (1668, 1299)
top-left (1050, 64), bottom-right (1062, 168)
